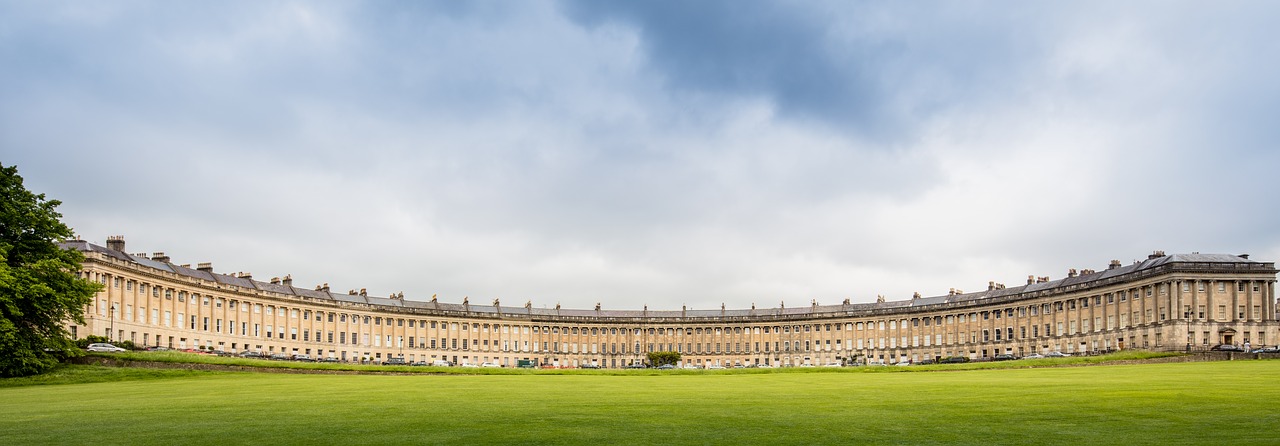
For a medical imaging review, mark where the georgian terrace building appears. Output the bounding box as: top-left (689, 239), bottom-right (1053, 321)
top-left (63, 237), bottom-right (1278, 368)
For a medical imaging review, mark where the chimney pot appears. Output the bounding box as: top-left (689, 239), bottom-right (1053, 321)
top-left (106, 236), bottom-right (125, 252)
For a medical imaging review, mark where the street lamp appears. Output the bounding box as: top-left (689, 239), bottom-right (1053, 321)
top-left (109, 303), bottom-right (116, 342)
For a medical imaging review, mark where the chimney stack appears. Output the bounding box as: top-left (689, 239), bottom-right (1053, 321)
top-left (282, 275), bottom-right (293, 286)
top-left (1149, 250), bottom-right (1166, 260)
top-left (1068, 269), bottom-right (1077, 278)
top-left (1027, 275), bottom-right (1035, 285)
top-left (106, 236), bottom-right (125, 252)
top-left (1109, 260), bottom-right (1121, 270)
top-left (151, 252), bottom-right (170, 263)
top-left (270, 277), bottom-right (280, 285)
top-left (197, 263), bottom-right (213, 273)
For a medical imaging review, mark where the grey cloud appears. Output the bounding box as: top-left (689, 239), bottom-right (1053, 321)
top-left (4, 1), bottom-right (1280, 311)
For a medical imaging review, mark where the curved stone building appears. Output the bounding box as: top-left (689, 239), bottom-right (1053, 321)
top-left (63, 237), bottom-right (1278, 367)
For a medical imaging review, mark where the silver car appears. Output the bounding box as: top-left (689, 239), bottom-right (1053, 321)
top-left (86, 343), bottom-right (126, 352)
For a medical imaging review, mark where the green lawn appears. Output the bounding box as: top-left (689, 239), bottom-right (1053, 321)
top-left (2, 361), bottom-right (1276, 445)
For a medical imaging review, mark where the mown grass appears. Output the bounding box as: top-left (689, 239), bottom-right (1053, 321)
top-left (2, 360), bottom-right (1276, 445)
top-left (0, 364), bottom-right (219, 388)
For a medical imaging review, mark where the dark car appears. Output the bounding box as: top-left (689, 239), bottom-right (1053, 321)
top-left (385, 357), bottom-right (407, 365)
top-left (992, 354), bottom-right (1016, 361)
top-left (939, 356), bottom-right (970, 364)
top-left (656, 364), bottom-right (676, 370)
top-left (1210, 344), bottom-right (1246, 352)
top-left (239, 351), bottom-right (263, 358)
top-left (269, 353), bottom-right (290, 360)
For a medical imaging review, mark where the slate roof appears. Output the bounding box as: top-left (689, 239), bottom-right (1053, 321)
top-left (60, 240), bottom-right (1271, 319)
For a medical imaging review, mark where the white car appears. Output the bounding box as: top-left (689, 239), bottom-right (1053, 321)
top-left (86, 343), bottom-right (126, 352)
top-left (822, 363), bottom-right (843, 367)
top-left (683, 364), bottom-right (701, 369)
top-left (1023, 353), bottom-right (1045, 359)
top-left (480, 362), bottom-right (500, 368)
top-left (461, 363), bottom-right (479, 368)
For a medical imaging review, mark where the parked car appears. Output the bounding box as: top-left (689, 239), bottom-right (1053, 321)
top-left (1046, 351), bottom-right (1071, 357)
top-left (656, 364), bottom-right (676, 370)
top-left (433, 360), bottom-right (454, 367)
top-left (1250, 347), bottom-right (1279, 354)
top-left (1210, 344), bottom-right (1246, 352)
top-left (269, 353), bottom-right (290, 360)
top-left (822, 362), bottom-right (843, 367)
top-left (146, 346), bottom-right (171, 352)
top-left (939, 356), bottom-right (969, 364)
top-left (238, 351), bottom-right (263, 358)
top-left (579, 363), bottom-right (600, 369)
top-left (706, 364), bottom-right (725, 370)
top-left (321, 357), bottom-right (341, 363)
top-left (385, 357), bottom-right (407, 365)
top-left (1023, 353), bottom-right (1045, 359)
top-left (292, 354), bottom-right (313, 362)
top-left (992, 354), bottom-right (1016, 361)
top-left (460, 363), bottom-right (479, 368)
top-left (86, 343), bottom-right (126, 352)
top-left (481, 362), bottom-right (500, 368)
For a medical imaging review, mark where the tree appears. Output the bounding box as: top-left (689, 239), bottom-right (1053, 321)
top-left (0, 163), bottom-right (102, 377)
top-left (647, 351), bottom-right (681, 367)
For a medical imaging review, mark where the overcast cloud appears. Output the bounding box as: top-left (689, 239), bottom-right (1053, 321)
top-left (2, 1), bottom-right (1278, 311)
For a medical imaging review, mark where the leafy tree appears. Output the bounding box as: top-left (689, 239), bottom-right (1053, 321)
top-left (647, 351), bottom-right (681, 367)
top-left (0, 163), bottom-right (102, 377)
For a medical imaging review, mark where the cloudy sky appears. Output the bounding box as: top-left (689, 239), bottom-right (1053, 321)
top-left (3, 1), bottom-right (1278, 311)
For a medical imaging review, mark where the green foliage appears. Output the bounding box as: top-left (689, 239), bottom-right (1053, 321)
top-left (646, 350), bottom-right (681, 367)
top-left (0, 163), bottom-right (103, 377)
